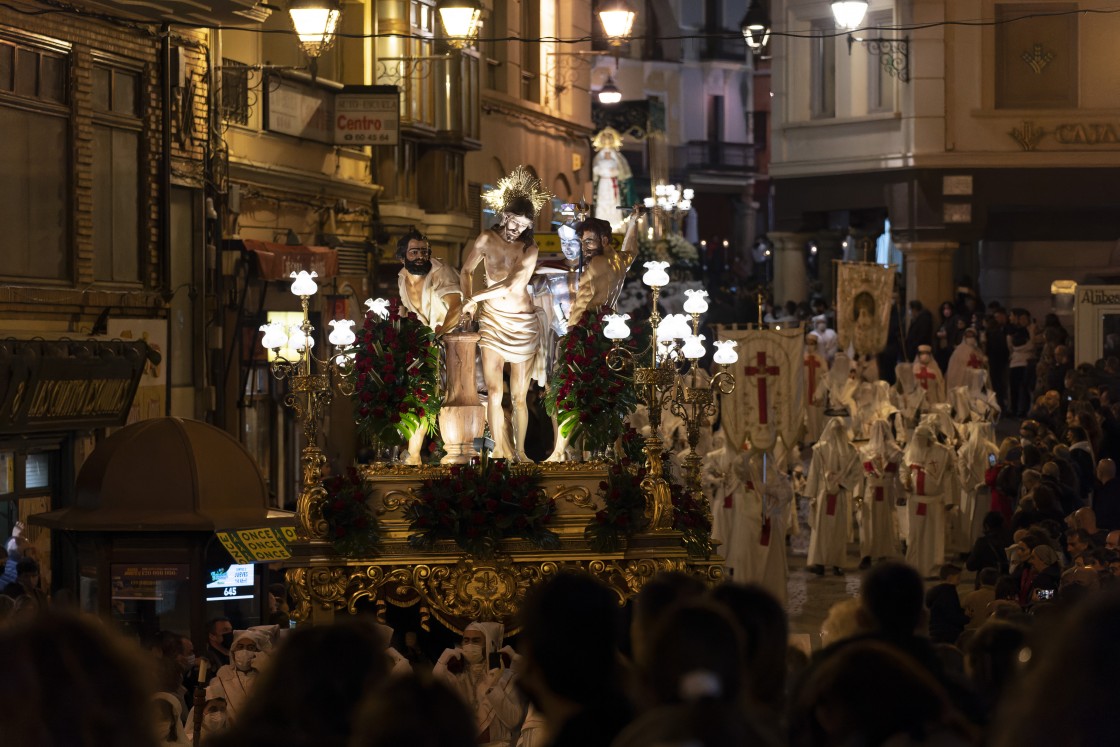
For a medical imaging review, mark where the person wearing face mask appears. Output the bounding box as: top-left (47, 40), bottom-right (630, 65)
top-left (902, 424), bottom-right (956, 577)
top-left (186, 690), bottom-right (229, 744)
top-left (205, 617), bottom-right (233, 674)
top-left (208, 629), bottom-right (269, 724)
top-left (434, 621), bottom-right (526, 747)
top-left (153, 692), bottom-right (191, 745)
top-left (811, 314), bottom-right (838, 363)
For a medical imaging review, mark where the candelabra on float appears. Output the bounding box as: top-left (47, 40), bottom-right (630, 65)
top-left (643, 183), bottom-right (694, 239)
top-left (601, 261), bottom-right (737, 529)
top-left (258, 270), bottom-right (357, 537)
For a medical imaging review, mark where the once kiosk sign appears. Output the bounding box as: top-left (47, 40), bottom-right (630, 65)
top-left (0, 340), bottom-right (150, 433)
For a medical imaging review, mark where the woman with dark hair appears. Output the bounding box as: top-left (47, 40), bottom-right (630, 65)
top-left (210, 621), bottom-right (389, 747)
top-left (613, 601), bottom-right (773, 747)
top-left (789, 641), bottom-right (974, 747)
top-left (708, 582), bottom-right (789, 723)
top-left (350, 672), bottom-right (475, 747)
top-left (963, 621), bottom-right (1027, 720)
top-left (935, 301), bottom-right (962, 373)
top-left (0, 613), bottom-right (157, 747)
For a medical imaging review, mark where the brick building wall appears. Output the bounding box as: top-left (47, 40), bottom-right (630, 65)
top-left (0, 6), bottom-right (208, 326)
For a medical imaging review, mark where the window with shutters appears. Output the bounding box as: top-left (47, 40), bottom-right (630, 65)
top-left (91, 56), bottom-right (143, 284)
top-left (0, 36), bottom-right (70, 281)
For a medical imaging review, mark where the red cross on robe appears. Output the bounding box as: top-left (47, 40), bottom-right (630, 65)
top-left (745, 352), bottom-right (781, 424)
top-left (914, 366), bottom-right (938, 390)
top-left (805, 354), bottom-right (823, 402)
top-left (967, 354), bottom-right (983, 369)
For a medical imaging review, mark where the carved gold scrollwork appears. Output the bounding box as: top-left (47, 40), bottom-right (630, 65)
top-left (286, 568), bottom-right (312, 622)
top-left (308, 566), bottom-right (351, 608)
top-left (377, 489), bottom-right (414, 515)
top-left (553, 484), bottom-right (594, 509)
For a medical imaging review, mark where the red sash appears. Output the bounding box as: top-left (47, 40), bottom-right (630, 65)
top-left (724, 494), bottom-right (733, 508)
top-left (760, 517), bottom-right (771, 546)
top-left (874, 486), bottom-right (884, 502)
top-left (909, 464), bottom-right (926, 496)
top-left (826, 493), bottom-right (838, 516)
top-left (916, 501), bottom-right (928, 517)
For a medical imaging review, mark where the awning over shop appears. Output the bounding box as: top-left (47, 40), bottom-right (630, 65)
top-left (0, 339), bottom-right (153, 434)
top-left (31, 417), bottom-right (294, 536)
top-left (240, 239), bottom-right (340, 281)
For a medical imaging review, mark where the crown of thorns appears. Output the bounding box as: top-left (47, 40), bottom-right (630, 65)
top-left (483, 166), bottom-right (552, 217)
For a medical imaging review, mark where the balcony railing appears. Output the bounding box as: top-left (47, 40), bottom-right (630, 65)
top-left (679, 141), bottom-right (754, 172)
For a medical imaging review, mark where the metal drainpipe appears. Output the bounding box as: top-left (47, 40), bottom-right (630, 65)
top-left (160, 23), bottom-right (173, 415)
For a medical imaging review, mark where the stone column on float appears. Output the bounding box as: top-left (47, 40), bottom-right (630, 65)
top-left (768, 232), bottom-right (812, 307)
top-left (895, 241), bottom-right (958, 314)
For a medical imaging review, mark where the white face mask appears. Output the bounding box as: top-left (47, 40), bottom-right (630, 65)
top-left (203, 711), bottom-right (228, 731)
top-left (461, 643), bottom-right (484, 665)
top-left (233, 649), bottom-right (257, 672)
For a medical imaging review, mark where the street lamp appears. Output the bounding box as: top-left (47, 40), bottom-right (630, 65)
top-left (598, 0), bottom-right (637, 46)
top-left (741, 1), bottom-right (771, 54)
top-left (438, 0), bottom-right (483, 49)
top-left (597, 74), bottom-right (622, 104)
top-left (831, 1), bottom-right (869, 30)
top-left (288, 0), bottom-right (342, 60)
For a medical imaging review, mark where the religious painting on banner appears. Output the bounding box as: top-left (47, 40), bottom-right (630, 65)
top-left (715, 326), bottom-right (805, 453)
top-left (836, 262), bottom-right (896, 356)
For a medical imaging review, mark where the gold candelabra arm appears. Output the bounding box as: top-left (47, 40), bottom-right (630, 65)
top-left (711, 366), bottom-right (736, 396)
top-left (641, 435), bottom-right (675, 530)
top-left (296, 447), bottom-right (330, 539)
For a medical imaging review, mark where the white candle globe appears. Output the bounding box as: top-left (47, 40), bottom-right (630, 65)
top-left (328, 319), bottom-right (356, 347)
top-left (259, 321), bottom-right (288, 350)
top-left (364, 297), bottom-right (390, 319)
top-left (662, 313), bottom-right (692, 340)
top-left (682, 334), bottom-right (706, 360)
top-left (642, 261), bottom-right (671, 288)
top-left (603, 313), bottom-right (631, 340)
top-left (713, 340), bottom-right (739, 366)
top-left (291, 330), bottom-right (315, 352)
top-left (289, 270), bottom-right (319, 297)
top-left (683, 289), bottom-right (709, 315)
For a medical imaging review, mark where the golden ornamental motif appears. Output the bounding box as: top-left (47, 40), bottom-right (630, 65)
top-left (553, 484), bottom-right (595, 509)
top-left (376, 489), bottom-right (414, 514)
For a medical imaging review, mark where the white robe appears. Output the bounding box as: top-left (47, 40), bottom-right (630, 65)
top-left (434, 624), bottom-right (525, 747)
top-left (912, 357), bottom-right (946, 406)
top-left (804, 348), bottom-right (828, 443)
top-left (744, 460), bottom-right (794, 604)
top-left (858, 423), bottom-right (903, 560)
top-left (704, 441), bottom-right (754, 582)
top-left (957, 422), bottom-right (999, 544)
top-left (945, 339), bottom-right (988, 391)
top-left (806, 420), bottom-right (862, 568)
top-left (902, 437), bottom-right (955, 576)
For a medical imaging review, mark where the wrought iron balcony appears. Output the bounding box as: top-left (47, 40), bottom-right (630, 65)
top-left (679, 141), bottom-right (754, 172)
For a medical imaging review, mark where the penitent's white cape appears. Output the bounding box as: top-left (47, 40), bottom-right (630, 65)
top-left (805, 418), bottom-right (862, 569)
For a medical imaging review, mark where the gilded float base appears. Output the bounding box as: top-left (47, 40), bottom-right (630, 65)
top-left (286, 462), bottom-right (723, 632)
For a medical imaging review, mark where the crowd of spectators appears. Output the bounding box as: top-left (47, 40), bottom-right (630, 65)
top-left (4, 563), bottom-right (1120, 747)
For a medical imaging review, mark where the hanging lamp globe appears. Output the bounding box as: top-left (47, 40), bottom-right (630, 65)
top-left (740, 1), bottom-right (771, 51)
top-left (597, 75), bottom-right (622, 105)
top-left (598, 0), bottom-right (637, 46)
top-left (438, 0), bottom-right (483, 49)
top-left (830, 0), bottom-right (869, 30)
top-left (288, 0), bottom-right (342, 59)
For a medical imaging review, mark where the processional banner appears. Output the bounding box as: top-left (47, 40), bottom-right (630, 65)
top-left (836, 261), bottom-right (896, 356)
top-left (714, 326), bottom-right (805, 453)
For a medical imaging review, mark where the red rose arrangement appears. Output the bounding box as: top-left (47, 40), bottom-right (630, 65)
top-left (585, 453), bottom-right (714, 557)
top-left (321, 467), bottom-right (381, 557)
top-left (545, 306), bottom-right (645, 455)
top-left (405, 454), bottom-right (560, 558)
top-left (351, 297), bottom-right (439, 450)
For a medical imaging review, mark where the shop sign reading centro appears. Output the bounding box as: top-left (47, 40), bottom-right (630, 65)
top-left (265, 77), bottom-right (399, 147)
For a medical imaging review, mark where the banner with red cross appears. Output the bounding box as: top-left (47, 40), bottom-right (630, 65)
top-left (713, 325), bottom-right (804, 453)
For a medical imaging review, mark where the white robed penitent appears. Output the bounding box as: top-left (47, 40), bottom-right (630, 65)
top-left (902, 424), bottom-right (956, 577)
top-left (805, 418), bottom-right (862, 570)
top-left (857, 420), bottom-right (903, 561)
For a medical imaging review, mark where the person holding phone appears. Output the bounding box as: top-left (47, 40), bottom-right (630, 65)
top-left (434, 622), bottom-right (525, 747)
